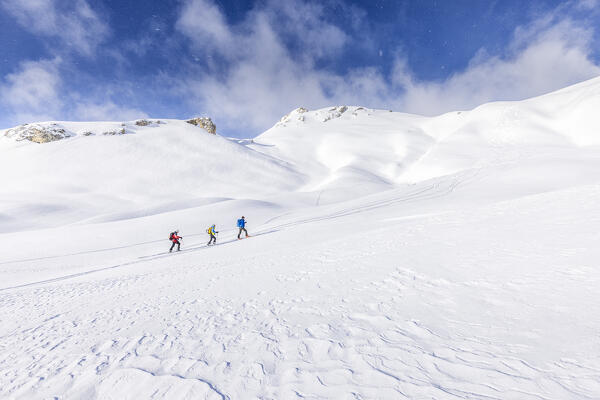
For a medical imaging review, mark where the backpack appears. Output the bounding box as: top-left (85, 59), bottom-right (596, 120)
top-left (237, 218), bottom-right (243, 228)
top-left (169, 232), bottom-right (175, 240)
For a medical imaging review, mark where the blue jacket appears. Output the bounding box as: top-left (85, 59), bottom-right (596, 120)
top-left (237, 218), bottom-right (245, 228)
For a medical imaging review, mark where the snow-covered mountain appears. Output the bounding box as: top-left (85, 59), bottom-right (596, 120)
top-left (1, 77), bottom-right (600, 399)
top-left (3, 76), bottom-right (600, 231)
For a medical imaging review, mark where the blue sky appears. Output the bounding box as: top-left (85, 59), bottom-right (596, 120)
top-left (1, 0), bottom-right (599, 137)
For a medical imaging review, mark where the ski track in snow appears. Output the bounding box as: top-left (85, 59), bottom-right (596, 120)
top-left (0, 173), bottom-right (468, 293)
top-left (1, 185), bottom-right (600, 399)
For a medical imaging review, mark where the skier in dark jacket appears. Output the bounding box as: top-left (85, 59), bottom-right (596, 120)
top-left (207, 224), bottom-right (218, 245)
top-left (237, 216), bottom-right (248, 239)
top-left (169, 230), bottom-right (182, 252)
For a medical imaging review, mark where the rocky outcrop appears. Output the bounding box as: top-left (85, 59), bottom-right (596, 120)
top-left (186, 117), bottom-right (216, 134)
top-left (3, 123), bottom-right (71, 143)
top-left (102, 128), bottom-right (126, 136)
top-left (276, 107), bottom-right (309, 127)
top-left (134, 119), bottom-right (163, 127)
top-left (322, 106), bottom-right (348, 122)
top-left (135, 119), bottom-right (152, 126)
top-left (276, 106), bottom-right (361, 127)
top-left (352, 107), bottom-right (366, 116)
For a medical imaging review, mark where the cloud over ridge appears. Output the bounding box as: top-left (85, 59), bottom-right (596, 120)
top-left (0, 0), bottom-right (599, 136)
top-left (172, 0), bottom-right (600, 135)
top-left (1, 0), bottom-right (109, 56)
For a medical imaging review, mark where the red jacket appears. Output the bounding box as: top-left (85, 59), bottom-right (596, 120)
top-left (171, 234), bottom-right (181, 242)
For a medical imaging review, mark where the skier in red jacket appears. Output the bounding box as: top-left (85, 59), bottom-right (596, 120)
top-left (169, 230), bottom-right (182, 252)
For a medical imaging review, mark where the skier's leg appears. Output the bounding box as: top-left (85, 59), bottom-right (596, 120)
top-left (238, 228), bottom-right (242, 239)
top-left (243, 228), bottom-right (248, 237)
top-left (170, 242), bottom-right (175, 252)
top-left (177, 241), bottom-right (181, 251)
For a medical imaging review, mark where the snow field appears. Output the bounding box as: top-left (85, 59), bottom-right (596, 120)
top-left (2, 77), bottom-right (600, 398)
top-left (1, 181), bottom-right (600, 399)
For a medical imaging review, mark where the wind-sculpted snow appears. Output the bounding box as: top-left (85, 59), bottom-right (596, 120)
top-left (1, 183), bottom-right (600, 399)
top-left (1, 77), bottom-right (600, 399)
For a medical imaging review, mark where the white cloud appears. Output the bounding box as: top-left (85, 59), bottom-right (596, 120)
top-left (175, 0), bottom-right (347, 61)
top-left (397, 18), bottom-right (600, 115)
top-left (173, 0), bottom-right (600, 135)
top-left (73, 101), bottom-right (148, 121)
top-left (2, 0), bottom-right (598, 134)
top-left (176, 0), bottom-right (233, 52)
top-left (174, 0), bottom-right (358, 132)
top-left (1, 0), bottom-right (109, 55)
top-left (0, 58), bottom-right (146, 127)
top-left (260, 1), bottom-right (348, 62)
top-left (0, 58), bottom-right (63, 125)
top-left (576, 0), bottom-right (600, 10)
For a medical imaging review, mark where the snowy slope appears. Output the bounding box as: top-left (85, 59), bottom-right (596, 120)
top-left (2, 77), bottom-right (600, 230)
top-left (253, 76), bottom-right (600, 198)
top-left (1, 77), bottom-right (600, 399)
top-left (0, 119), bottom-right (302, 232)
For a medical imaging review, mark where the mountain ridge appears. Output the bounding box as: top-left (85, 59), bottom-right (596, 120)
top-left (1, 76), bottom-right (600, 232)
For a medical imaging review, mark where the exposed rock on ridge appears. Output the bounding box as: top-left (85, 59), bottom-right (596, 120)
top-left (186, 117), bottom-right (216, 134)
top-left (3, 123), bottom-right (71, 144)
top-left (322, 106), bottom-right (348, 122)
top-left (276, 107), bottom-right (309, 127)
top-left (135, 119), bottom-right (163, 126)
top-left (102, 128), bottom-right (127, 136)
top-left (276, 106), bottom-right (370, 127)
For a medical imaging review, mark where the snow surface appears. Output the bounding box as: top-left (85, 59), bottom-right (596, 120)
top-left (1, 77), bottom-right (600, 399)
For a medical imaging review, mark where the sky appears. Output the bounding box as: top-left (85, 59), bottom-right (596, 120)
top-left (1, 0), bottom-right (599, 137)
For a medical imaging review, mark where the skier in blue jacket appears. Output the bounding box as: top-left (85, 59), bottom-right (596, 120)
top-left (237, 216), bottom-right (248, 239)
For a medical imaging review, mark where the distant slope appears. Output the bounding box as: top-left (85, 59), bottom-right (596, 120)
top-left (255, 76), bottom-right (600, 181)
top-left (0, 120), bottom-right (303, 232)
top-left (1, 76), bottom-right (600, 231)
top-left (252, 76), bottom-right (600, 202)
